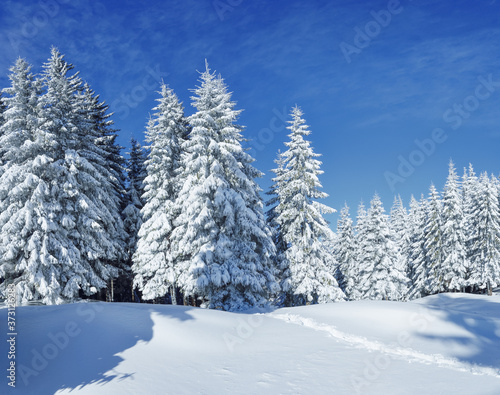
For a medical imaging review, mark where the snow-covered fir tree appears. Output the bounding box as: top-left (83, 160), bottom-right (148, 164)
top-left (132, 84), bottom-right (187, 304)
top-left (407, 195), bottom-right (428, 300)
top-left (468, 173), bottom-right (500, 294)
top-left (390, 195), bottom-right (408, 251)
top-left (0, 58), bottom-right (41, 300)
top-left (266, 150), bottom-right (288, 302)
top-left (440, 161), bottom-right (467, 292)
top-left (462, 164), bottom-right (480, 289)
top-left (170, 64), bottom-right (278, 311)
top-left (0, 92), bottom-right (5, 176)
top-left (0, 91), bottom-right (6, 169)
top-left (423, 184), bottom-right (443, 295)
top-left (0, 49), bottom-right (124, 304)
top-left (0, 91), bottom-right (6, 122)
top-left (0, 91), bottom-right (6, 139)
top-left (335, 203), bottom-right (356, 299)
top-left (351, 201), bottom-right (368, 301)
top-left (123, 138), bottom-right (147, 260)
top-left (389, 194), bottom-right (410, 275)
top-left (356, 194), bottom-right (408, 301)
top-left (82, 83), bottom-right (127, 209)
top-left (274, 106), bottom-right (344, 306)
top-left (80, 82), bottom-right (128, 301)
top-left (120, 138), bottom-right (147, 302)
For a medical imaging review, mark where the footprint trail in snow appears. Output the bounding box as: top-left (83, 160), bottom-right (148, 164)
top-left (268, 312), bottom-right (500, 378)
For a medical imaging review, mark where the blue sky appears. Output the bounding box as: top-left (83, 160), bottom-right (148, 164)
top-left (1, 0), bottom-right (500, 226)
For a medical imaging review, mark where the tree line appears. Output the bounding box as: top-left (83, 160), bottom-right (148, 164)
top-left (0, 49), bottom-right (498, 310)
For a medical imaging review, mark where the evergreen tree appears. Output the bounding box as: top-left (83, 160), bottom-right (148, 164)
top-left (0, 49), bottom-right (123, 304)
top-left (0, 91), bottom-right (6, 124)
top-left (274, 106), bottom-right (344, 306)
top-left (123, 138), bottom-right (147, 259)
top-left (423, 184), bottom-right (443, 294)
top-left (80, 82), bottom-right (128, 301)
top-left (389, 194), bottom-right (410, 276)
top-left (171, 64), bottom-right (278, 310)
top-left (468, 173), bottom-right (500, 294)
top-left (407, 195), bottom-right (428, 300)
top-left (0, 91), bottom-right (6, 145)
top-left (0, 92), bottom-right (5, 177)
top-left (128, 138), bottom-right (148, 198)
top-left (390, 195), bottom-right (408, 252)
top-left (335, 203), bottom-right (356, 299)
top-left (0, 91), bottom-right (6, 168)
top-left (82, 83), bottom-right (127, 207)
top-left (357, 194), bottom-right (408, 301)
top-left (440, 161), bottom-right (468, 292)
top-left (351, 201), bottom-right (368, 301)
top-left (266, 150), bottom-right (287, 303)
top-left (462, 164), bottom-right (480, 290)
top-left (121, 138), bottom-right (147, 302)
top-left (133, 84), bottom-right (187, 304)
top-left (0, 58), bottom-right (40, 300)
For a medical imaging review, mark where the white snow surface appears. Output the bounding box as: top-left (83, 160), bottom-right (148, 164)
top-left (2, 293), bottom-right (500, 394)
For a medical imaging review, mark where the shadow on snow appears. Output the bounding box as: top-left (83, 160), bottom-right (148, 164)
top-left (0, 302), bottom-right (195, 394)
top-left (415, 293), bottom-right (500, 369)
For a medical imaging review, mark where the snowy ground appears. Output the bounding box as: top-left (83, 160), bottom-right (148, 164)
top-left (2, 293), bottom-right (500, 395)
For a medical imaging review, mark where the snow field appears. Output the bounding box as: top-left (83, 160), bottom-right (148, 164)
top-left (1, 293), bottom-right (500, 394)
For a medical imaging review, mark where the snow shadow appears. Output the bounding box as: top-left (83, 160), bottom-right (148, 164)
top-left (416, 294), bottom-right (500, 369)
top-left (2, 302), bottom-right (194, 395)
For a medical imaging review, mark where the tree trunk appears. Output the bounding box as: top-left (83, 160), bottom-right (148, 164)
top-left (170, 286), bottom-right (177, 305)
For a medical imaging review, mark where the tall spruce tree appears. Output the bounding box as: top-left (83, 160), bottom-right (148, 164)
top-left (0, 49), bottom-right (124, 304)
top-left (170, 64), bottom-right (278, 310)
top-left (440, 161), bottom-right (468, 292)
top-left (335, 203), bottom-right (356, 299)
top-left (0, 58), bottom-right (41, 300)
top-left (462, 164), bottom-right (480, 290)
top-left (123, 138), bottom-right (147, 260)
top-left (266, 150), bottom-right (287, 303)
top-left (121, 138), bottom-right (147, 302)
top-left (0, 91), bottom-right (6, 123)
top-left (0, 91), bottom-right (6, 159)
top-left (80, 82), bottom-right (128, 301)
top-left (274, 106), bottom-right (344, 306)
top-left (132, 84), bottom-right (187, 304)
top-left (0, 92), bottom-right (5, 178)
top-left (390, 194), bottom-right (410, 276)
top-left (0, 91), bottom-right (6, 166)
top-left (351, 201), bottom-right (368, 301)
top-left (407, 195), bottom-right (428, 299)
top-left (423, 184), bottom-right (443, 294)
top-left (357, 194), bottom-right (408, 301)
top-left (468, 173), bottom-right (500, 294)
top-left (390, 195), bottom-right (408, 253)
